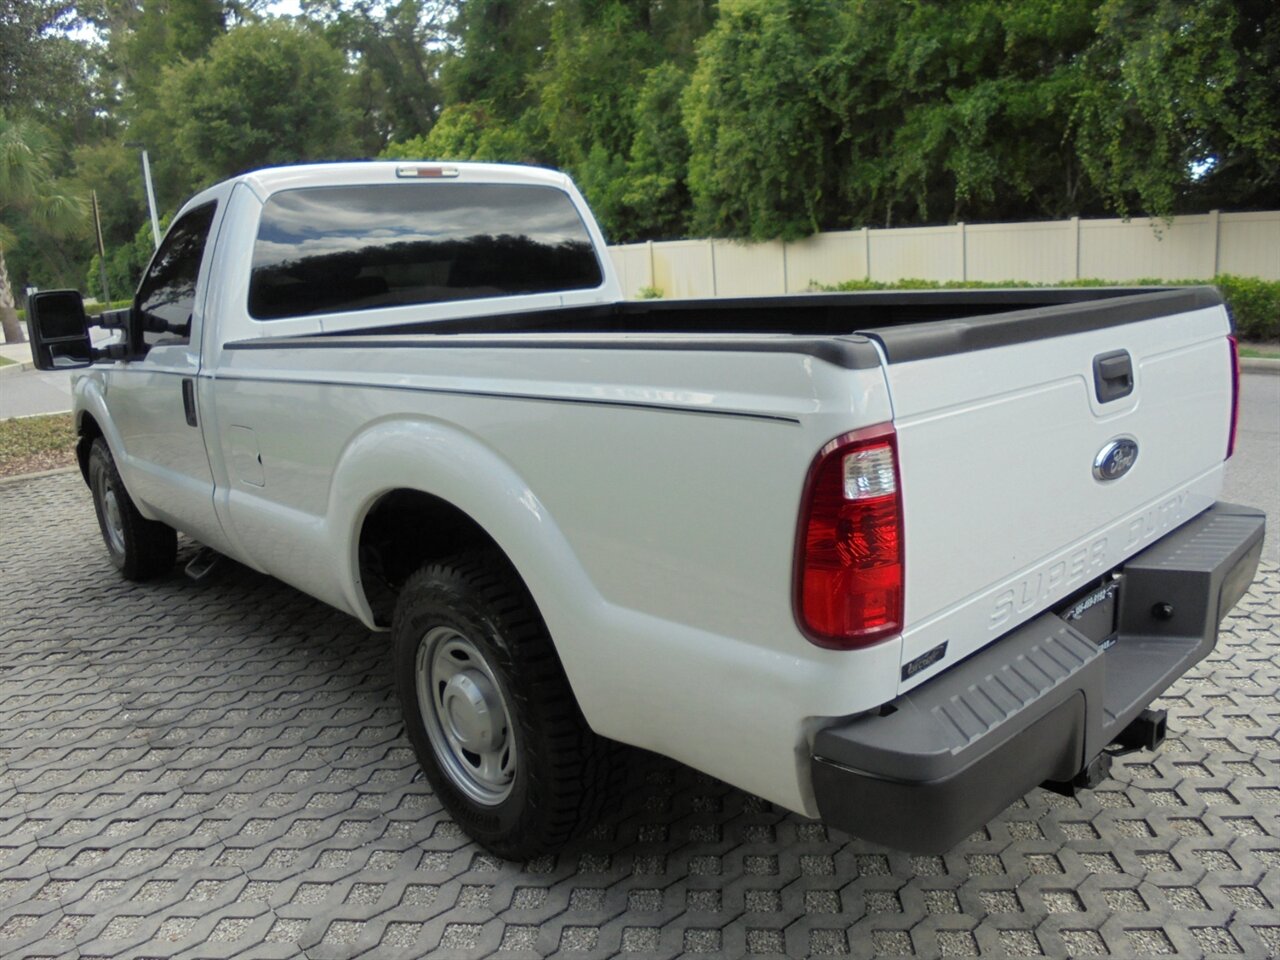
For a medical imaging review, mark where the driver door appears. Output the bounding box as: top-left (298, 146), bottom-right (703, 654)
top-left (106, 192), bottom-right (230, 552)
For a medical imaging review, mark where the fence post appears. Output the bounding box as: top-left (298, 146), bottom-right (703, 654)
top-left (781, 239), bottom-right (790, 293)
top-left (646, 240), bottom-right (655, 292)
top-left (1071, 216), bottom-right (1081, 280)
top-left (1209, 210), bottom-right (1221, 278)
top-left (958, 222), bottom-right (967, 281)
top-left (862, 226), bottom-right (871, 281)
top-left (709, 240), bottom-right (718, 297)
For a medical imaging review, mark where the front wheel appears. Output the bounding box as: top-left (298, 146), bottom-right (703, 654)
top-left (393, 550), bottom-right (617, 859)
top-left (88, 438), bottom-right (177, 580)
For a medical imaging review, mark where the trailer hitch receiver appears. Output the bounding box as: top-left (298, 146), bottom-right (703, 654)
top-left (1112, 708), bottom-right (1168, 753)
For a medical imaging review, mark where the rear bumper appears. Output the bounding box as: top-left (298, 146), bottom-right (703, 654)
top-left (810, 501), bottom-right (1265, 853)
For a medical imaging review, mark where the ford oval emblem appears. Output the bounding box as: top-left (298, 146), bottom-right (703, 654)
top-left (1093, 437), bottom-right (1139, 482)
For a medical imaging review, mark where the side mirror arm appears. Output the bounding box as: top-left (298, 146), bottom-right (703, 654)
top-left (96, 308), bottom-right (130, 330)
top-left (93, 343), bottom-right (131, 362)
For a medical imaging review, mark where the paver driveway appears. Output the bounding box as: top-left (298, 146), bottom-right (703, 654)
top-left (1, 471), bottom-right (1278, 959)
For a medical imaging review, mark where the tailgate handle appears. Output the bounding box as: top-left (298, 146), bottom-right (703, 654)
top-left (1093, 350), bottom-right (1133, 403)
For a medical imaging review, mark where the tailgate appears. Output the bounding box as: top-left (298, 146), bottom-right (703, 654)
top-left (863, 289), bottom-right (1235, 691)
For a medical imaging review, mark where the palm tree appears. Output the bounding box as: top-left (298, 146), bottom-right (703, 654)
top-left (0, 116), bottom-right (86, 344)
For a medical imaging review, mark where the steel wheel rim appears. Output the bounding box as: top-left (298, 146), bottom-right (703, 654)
top-left (97, 474), bottom-right (126, 555)
top-left (416, 625), bottom-right (516, 805)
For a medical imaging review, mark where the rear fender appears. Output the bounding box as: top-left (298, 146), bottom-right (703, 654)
top-left (328, 416), bottom-right (601, 674)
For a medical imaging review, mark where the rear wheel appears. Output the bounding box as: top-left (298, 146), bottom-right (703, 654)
top-left (393, 549), bottom-right (617, 859)
top-left (88, 438), bottom-right (176, 580)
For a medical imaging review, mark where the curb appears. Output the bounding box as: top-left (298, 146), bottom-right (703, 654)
top-left (0, 359), bottom-right (35, 376)
top-left (4, 408), bottom-right (73, 419)
top-left (1241, 356), bottom-right (1280, 376)
top-left (0, 465), bottom-right (79, 485)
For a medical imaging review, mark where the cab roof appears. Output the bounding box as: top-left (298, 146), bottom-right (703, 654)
top-left (230, 161), bottom-right (573, 202)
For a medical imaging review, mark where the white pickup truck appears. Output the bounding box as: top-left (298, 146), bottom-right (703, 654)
top-left (27, 162), bottom-right (1264, 858)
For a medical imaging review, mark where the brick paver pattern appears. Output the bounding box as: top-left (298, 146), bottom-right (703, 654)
top-left (1, 472), bottom-right (1277, 959)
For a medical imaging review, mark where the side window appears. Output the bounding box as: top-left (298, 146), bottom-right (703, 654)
top-left (134, 202), bottom-right (217, 349)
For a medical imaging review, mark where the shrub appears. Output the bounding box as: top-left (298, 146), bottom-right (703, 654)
top-left (1214, 275), bottom-right (1280, 341)
top-left (820, 276), bottom-right (1280, 340)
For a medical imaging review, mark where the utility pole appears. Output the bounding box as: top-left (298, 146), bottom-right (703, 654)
top-left (140, 149), bottom-right (161, 249)
top-left (91, 190), bottom-right (111, 304)
top-left (126, 141), bottom-right (162, 249)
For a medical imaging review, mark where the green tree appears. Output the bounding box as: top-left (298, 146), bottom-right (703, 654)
top-left (83, 0), bottom-right (238, 213)
top-left (685, 0), bottom-right (841, 240)
top-left (99, 0), bottom-right (229, 114)
top-left (642, 0), bottom-right (717, 66)
top-left (525, 1), bottom-right (713, 240)
top-left (533, 1), bottom-right (661, 238)
top-left (153, 20), bottom-right (359, 187)
top-left (442, 0), bottom-right (552, 115)
top-left (0, 117), bottom-right (87, 342)
top-left (538, 2), bottom-right (660, 165)
top-left (0, 0), bottom-right (97, 138)
top-left (1073, 0), bottom-right (1279, 217)
top-left (618, 63), bottom-right (694, 240)
top-left (86, 214), bottom-right (169, 302)
top-left (6, 0), bottom-right (1278, 288)
top-left (306, 0), bottom-right (450, 150)
top-left (382, 101), bottom-right (541, 162)
top-left (685, 0), bottom-right (1122, 238)
top-left (817, 0), bottom-right (1101, 227)
top-left (71, 140), bottom-right (148, 251)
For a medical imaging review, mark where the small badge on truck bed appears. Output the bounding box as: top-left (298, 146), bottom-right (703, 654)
top-left (1059, 578), bottom-right (1121, 650)
top-left (901, 641), bottom-right (948, 681)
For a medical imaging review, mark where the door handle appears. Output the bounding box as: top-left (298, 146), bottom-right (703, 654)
top-left (181, 378), bottom-right (198, 427)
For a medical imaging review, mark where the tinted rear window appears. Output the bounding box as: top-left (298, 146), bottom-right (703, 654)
top-left (249, 182), bottom-right (603, 320)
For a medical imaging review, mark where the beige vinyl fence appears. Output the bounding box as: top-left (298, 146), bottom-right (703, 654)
top-left (607, 210), bottom-right (1280, 299)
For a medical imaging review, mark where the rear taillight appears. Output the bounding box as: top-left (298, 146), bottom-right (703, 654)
top-left (794, 424), bottom-right (904, 648)
top-left (1226, 334), bottom-right (1240, 460)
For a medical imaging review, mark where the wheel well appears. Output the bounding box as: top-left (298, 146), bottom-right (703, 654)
top-left (76, 412), bottom-right (103, 484)
top-left (358, 489), bottom-right (501, 626)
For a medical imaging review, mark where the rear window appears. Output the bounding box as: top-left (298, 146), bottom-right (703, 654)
top-left (248, 182), bottom-right (603, 320)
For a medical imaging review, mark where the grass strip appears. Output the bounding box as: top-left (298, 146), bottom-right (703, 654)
top-left (0, 413), bottom-right (77, 478)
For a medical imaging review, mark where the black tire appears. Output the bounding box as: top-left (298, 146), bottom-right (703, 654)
top-left (87, 437), bottom-right (177, 580)
top-left (393, 549), bottom-right (618, 859)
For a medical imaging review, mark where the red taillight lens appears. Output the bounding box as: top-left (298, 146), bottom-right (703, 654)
top-left (795, 425), bottom-right (904, 648)
top-left (1226, 334), bottom-right (1240, 460)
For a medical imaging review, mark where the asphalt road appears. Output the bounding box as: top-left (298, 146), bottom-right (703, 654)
top-left (1223, 372), bottom-right (1280, 564)
top-left (0, 366), bottom-right (83, 419)
top-left (0, 330), bottom-right (115, 419)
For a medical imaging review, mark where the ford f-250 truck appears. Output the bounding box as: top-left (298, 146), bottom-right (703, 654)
top-left (26, 161), bottom-right (1264, 859)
